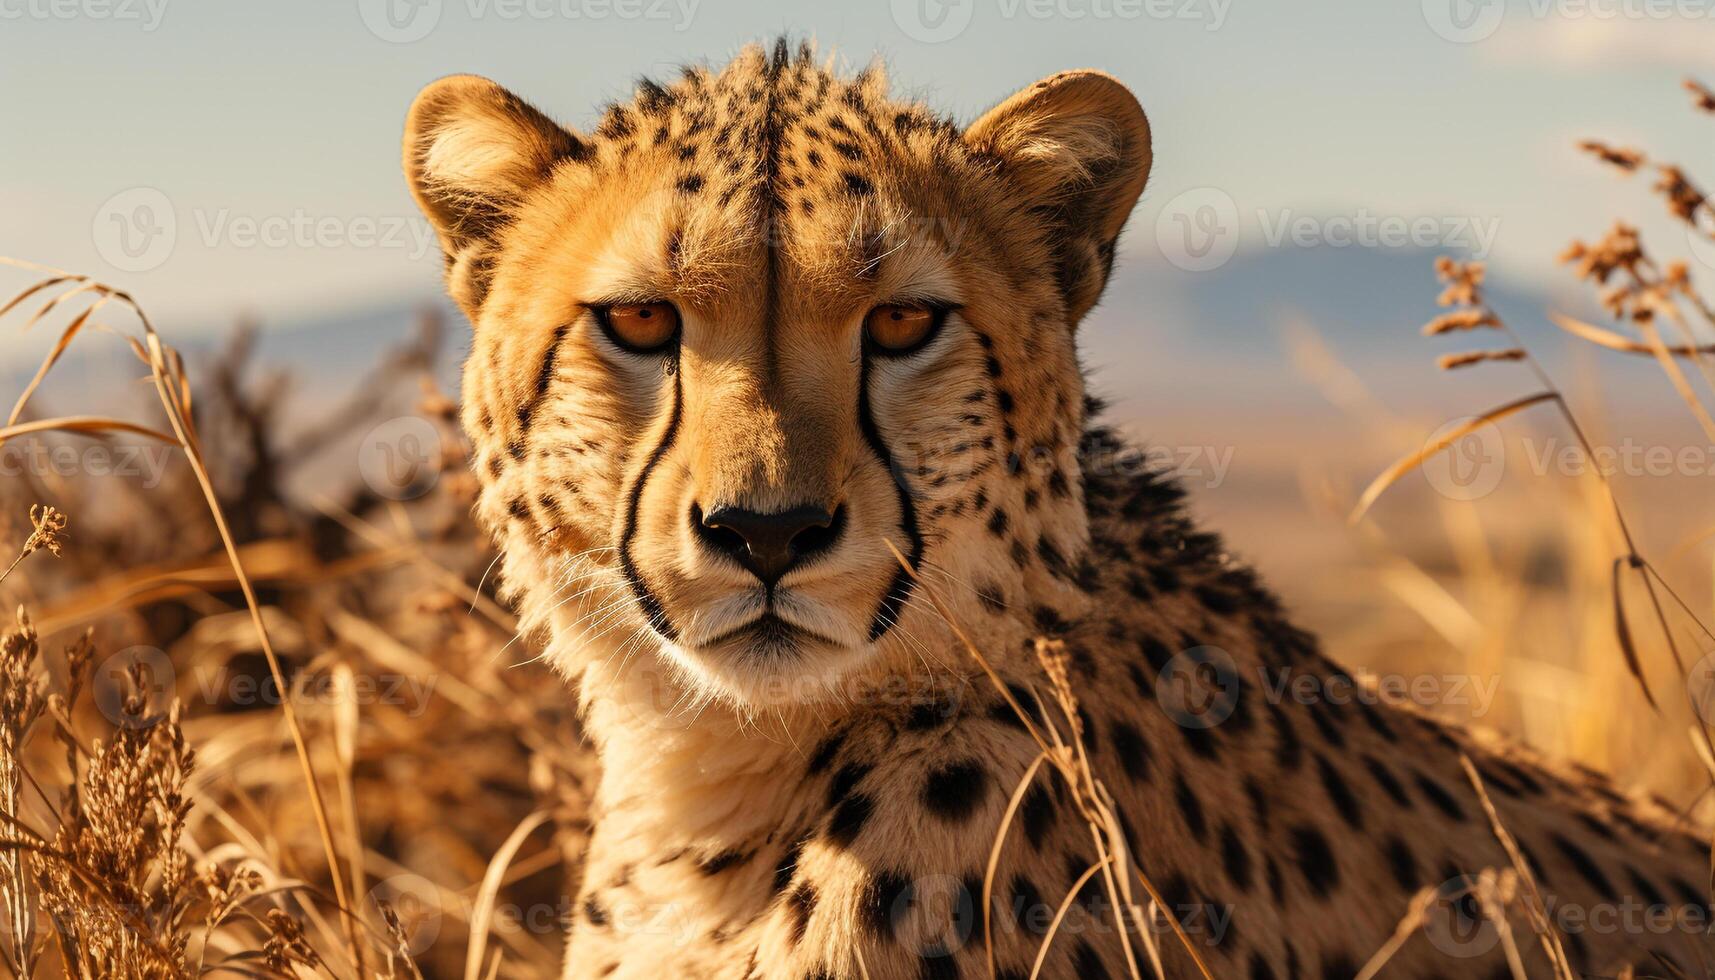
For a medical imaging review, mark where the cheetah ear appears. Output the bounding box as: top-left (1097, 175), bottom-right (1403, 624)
top-left (965, 71), bottom-right (1151, 325)
top-left (403, 74), bottom-right (588, 314)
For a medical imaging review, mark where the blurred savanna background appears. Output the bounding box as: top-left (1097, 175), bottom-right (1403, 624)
top-left (2, 0), bottom-right (1715, 975)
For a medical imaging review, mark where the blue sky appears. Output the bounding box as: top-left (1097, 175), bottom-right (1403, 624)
top-left (3, 0), bottom-right (1714, 349)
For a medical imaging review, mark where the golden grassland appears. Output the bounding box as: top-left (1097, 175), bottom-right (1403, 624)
top-left (0, 80), bottom-right (1712, 980)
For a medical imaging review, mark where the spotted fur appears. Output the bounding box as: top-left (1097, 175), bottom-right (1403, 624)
top-left (405, 41), bottom-right (1712, 980)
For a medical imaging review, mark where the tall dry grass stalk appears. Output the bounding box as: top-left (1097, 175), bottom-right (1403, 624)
top-left (0, 258), bottom-right (593, 977)
top-left (1328, 75), bottom-right (1715, 960)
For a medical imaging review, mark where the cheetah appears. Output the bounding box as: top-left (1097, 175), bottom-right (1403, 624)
top-left (403, 41), bottom-right (1712, 979)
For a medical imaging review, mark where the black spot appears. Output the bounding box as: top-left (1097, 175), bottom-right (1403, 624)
top-left (786, 883), bottom-right (816, 945)
top-left (1248, 951), bottom-right (1278, 980)
top-left (1319, 952), bottom-right (1356, 979)
top-left (698, 849), bottom-right (748, 875)
top-left (1031, 604), bottom-right (1069, 636)
top-left (1176, 722), bottom-right (1223, 761)
top-left (922, 760), bottom-right (990, 823)
top-left (582, 894), bottom-right (609, 927)
top-left (906, 699), bottom-right (951, 731)
top-left (772, 838), bottom-right (803, 894)
top-left (1269, 707), bottom-right (1303, 775)
top-left (828, 762), bottom-right (871, 807)
top-left (1063, 852), bottom-right (1103, 911)
top-left (975, 582), bottom-right (1007, 612)
top-left (1440, 863), bottom-right (1483, 930)
top-left (1035, 537), bottom-right (1070, 577)
top-left (1020, 781), bottom-right (1056, 850)
top-left (1194, 584), bottom-right (1240, 615)
top-left (826, 793), bottom-right (874, 847)
top-left (1111, 720), bottom-right (1151, 783)
top-left (1552, 833), bottom-right (1615, 896)
top-left (919, 952), bottom-right (959, 980)
top-left (1364, 756), bottom-right (1412, 807)
top-left (1626, 867), bottom-right (1667, 909)
top-left (1356, 700), bottom-right (1400, 742)
top-left (1126, 662), bottom-right (1152, 699)
top-left (842, 172), bottom-right (874, 196)
top-left (1140, 635), bottom-right (1172, 674)
top-left (863, 871), bottom-right (912, 940)
top-left (1158, 872), bottom-right (1193, 923)
top-left (1219, 823), bottom-right (1253, 890)
top-left (1243, 777), bottom-right (1270, 831)
top-left (1575, 812), bottom-right (1617, 842)
top-left (1669, 875), bottom-right (1707, 911)
top-left (1072, 940), bottom-right (1109, 979)
top-left (987, 509), bottom-right (1009, 536)
top-left (1264, 856), bottom-right (1285, 903)
top-left (807, 733), bottom-right (843, 775)
top-left (1306, 704), bottom-right (1347, 747)
top-left (1290, 825), bottom-right (1340, 898)
top-left (1010, 874), bottom-right (1049, 936)
top-left (676, 174), bottom-right (704, 193)
top-left (1414, 773), bottom-right (1467, 822)
top-left (1174, 774), bottom-right (1208, 843)
top-left (1073, 705), bottom-right (1099, 754)
top-left (1383, 836), bottom-right (1418, 891)
top-left (1316, 756), bottom-right (1364, 830)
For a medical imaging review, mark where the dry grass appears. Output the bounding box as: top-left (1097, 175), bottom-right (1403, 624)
top-left (0, 259), bottom-right (592, 978)
top-left (0, 78), bottom-right (1710, 980)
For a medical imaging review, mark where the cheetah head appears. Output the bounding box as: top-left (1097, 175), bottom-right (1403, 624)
top-left (404, 43), bottom-right (1150, 710)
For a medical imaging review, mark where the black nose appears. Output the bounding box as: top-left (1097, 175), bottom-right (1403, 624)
top-left (693, 503), bottom-right (841, 586)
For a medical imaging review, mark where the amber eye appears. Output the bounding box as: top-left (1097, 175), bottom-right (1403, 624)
top-left (864, 304), bottom-right (940, 355)
top-left (597, 302), bottom-right (680, 352)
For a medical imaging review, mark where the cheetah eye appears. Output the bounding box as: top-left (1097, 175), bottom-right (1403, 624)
top-left (863, 303), bottom-right (943, 356)
top-left (595, 302), bottom-right (680, 353)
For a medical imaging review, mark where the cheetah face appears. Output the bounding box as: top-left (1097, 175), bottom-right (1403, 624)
top-left (404, 46), bottom-right (1150, 706)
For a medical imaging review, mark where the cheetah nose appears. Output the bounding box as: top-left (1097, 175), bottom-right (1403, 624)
top-left (693, 503), bottom-right (842, 586)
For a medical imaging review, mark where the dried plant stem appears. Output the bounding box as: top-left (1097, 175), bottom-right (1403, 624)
top-left (1461, 755), bottom-right (1575, 978)
top-left (142, 330), bottom-right (364, 970)
top-left (0, 258), bottom-right (367, 971)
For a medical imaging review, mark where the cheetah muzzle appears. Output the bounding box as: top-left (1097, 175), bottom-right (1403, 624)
top-left (405, 39), bottom-right (1711, 980)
